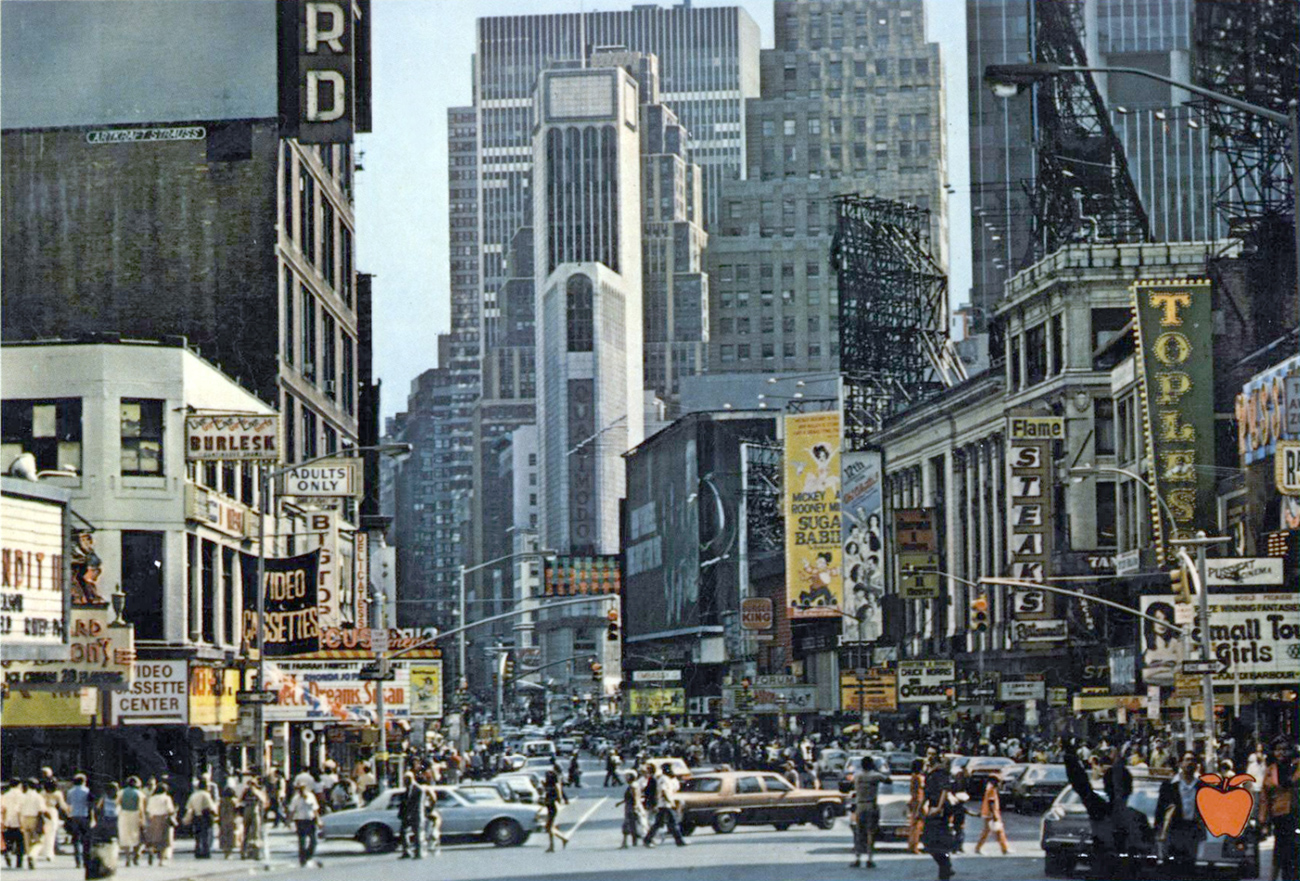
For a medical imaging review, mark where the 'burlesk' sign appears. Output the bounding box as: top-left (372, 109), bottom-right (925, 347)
top-left (243, 551), bottom-right (320, 656)
top-left (1132, 279), bottom-right (1215, 561)
top-left (186, 415), bottom-right (281, 463)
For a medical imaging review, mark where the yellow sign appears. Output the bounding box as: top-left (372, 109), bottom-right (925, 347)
top-left (784, 412), bottom-right (842, 619)
top-left (1174, 673), bottom-right (1201, 700)
top-left (189, 665), bottom-right (240, 727)
top-left (840, 669), bottom-right (896, 712)
top-left (1007, 416), bottom-right (1065, 440)
top-left (1, 688), bottom-right (91, 727)
top-left (410, 662), bottom-right (443, 717)
top-left (629, 687), bottom-right (685, 715)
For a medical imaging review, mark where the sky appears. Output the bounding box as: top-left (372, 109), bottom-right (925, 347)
top-left (356, 0), bottom-right (971, 421)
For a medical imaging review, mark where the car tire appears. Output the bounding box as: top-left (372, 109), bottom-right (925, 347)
top-left (713, 813), bottom-right (738, 834)
top-left (1044, 848), bottom-right (1073, 877)
top-left (359, 824), bottom-right (394, 854)
top-left (487, 819), bottom-right (525, 848)
top-left (773, 823), bottom-right (791, 831)
top-left (816, 803), bottom-right (836, 830)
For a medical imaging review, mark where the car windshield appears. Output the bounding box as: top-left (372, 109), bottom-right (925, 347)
top-left (1025, 765), bottom-right (1067, 783)
top-left (1055, 784), bottom-right (1160, 816)
top-left (680, 778), bottom-right (722, 793)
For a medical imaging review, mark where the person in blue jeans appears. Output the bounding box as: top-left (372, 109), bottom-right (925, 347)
top-left (65, 775), bottom-right (94, 869)
top-left (287, 783), bottom-right (321, 867)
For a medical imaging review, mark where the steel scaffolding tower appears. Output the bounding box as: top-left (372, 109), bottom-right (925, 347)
top-left (1030, 0), bottom-right (1152, 256)
top-left (832, 196), bottom-right (950, 450)
top-left (1194, 0), bottom-right (1298, 239)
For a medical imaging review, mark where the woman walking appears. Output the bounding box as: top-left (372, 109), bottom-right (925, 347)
top-left (619, 771), bottom-right (646, 848)
top-left (906, 758), bottom-right (926, 854)
top-left (118, 778), bottom-right (144, 866)
top-left (974, 776), bottom-right (1010, 854)
top-left (920, 756), bottom-right (958, 881)
top-left (143, 782), bottom-right (176, 866)
top-left (95, 783), bottom-right (121, 842)
top-left (540, 769), bottom-right (570, 853)
top-left (239, 780), bottom-right (267, 860)
top-left (217, 788), bottom-right (239, 859)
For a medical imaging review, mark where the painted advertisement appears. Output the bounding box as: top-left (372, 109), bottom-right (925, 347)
top-left (841, 450), bottom-right (884, 641)
top-left (784, 412), bottom-right (842, 618)
top-left (1132, 279), bottom-right (1215, 560)
top-left (1141, 593), bottom-right (1300, 686)
top-left (263, 660), bottom-right (410, 722)
top-left (628, 687), bottom-right (685, 716)
top-left (242, 550), bottom-right (320, 657)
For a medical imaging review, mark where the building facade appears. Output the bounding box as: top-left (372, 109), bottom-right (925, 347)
top-left (707, 0), bottom-right (947, 375)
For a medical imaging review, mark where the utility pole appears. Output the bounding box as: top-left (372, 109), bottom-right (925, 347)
top-left (1172, 532), bottom-right (1231, 770)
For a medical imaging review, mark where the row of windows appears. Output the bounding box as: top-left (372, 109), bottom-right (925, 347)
top-left (716, 289), bottom-right (838, 310)
top-left (718, 342), bottom-right (824, 362)
top-left (761, 111), bottom-right (930, 138)
top-left (282, 144), bottom-right (356, 310)
top-left (717, 316), bottom-right (835, 334)
top-left (283, 266), bottom-right (357, 416)
top-left (1, 397), bottom-right (163, 477)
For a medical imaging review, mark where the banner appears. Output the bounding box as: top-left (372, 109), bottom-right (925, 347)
top-left (410, 662), bottom-right (443, 717)
top-left (1141, 593), bottom-right (1300, 686)
top-left (1132, 279), bottom-right (1215, 560)
top-left (841, 450), bottom-right (884, 640)
top-left (897, 660), bottom-right (955, 703)
top-left (784, 412), bottom-right (842, 618)
top-left (243, 550), bottom-right (320, 657)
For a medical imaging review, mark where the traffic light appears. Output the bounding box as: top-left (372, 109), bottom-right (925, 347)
top-left (590, 659), bottom-right (604, 681)
top-left (1170, 567), bottom-right (1192, 604)
top-left (503, 654), bottom-right (515, 681)
top-left (606, 608), bottom-right (620, 641)
top-left (970, 593), bottom-right (990, 632)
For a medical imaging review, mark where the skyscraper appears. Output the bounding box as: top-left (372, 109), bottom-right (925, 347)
top-left (706, 0), bottom-right (948, 376)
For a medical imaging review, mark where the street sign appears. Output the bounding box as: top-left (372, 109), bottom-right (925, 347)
top-left (1182, 658), bottom-right (1229, 676)
top-left (1174, 673), bottom-right (1200, 699)
top-left (371, 627), bottom-right (390, 655)
top-left (1115, 548), bottom-right (1142, 576)
top-left (235, 690), bottom-right (278, 705)
top-left (280, 459), bottom-right (361, 497)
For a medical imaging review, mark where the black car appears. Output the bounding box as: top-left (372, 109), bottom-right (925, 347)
top-left (1039, 779), bottom-right (1259, 878)
top-left (1009, 763), bottom-right (1068, 813)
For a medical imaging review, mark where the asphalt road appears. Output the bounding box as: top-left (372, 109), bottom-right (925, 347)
top-left (279, 758), bottom-right (1054, 881)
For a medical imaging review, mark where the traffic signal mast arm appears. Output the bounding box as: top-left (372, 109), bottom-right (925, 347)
top-left (386, 594), bottom-right (617, 660)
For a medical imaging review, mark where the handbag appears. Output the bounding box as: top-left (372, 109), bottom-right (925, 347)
top-left (990, 820), bottom-right (1004, 832)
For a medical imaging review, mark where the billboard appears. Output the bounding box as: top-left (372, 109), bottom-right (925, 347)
top-left (624, 421), bottom-right (701, 636)
top-left (1141, 593), bottom-right (1300, 686)
top-left (410, 662), bottom-right (443, 717)
top-left (895, 508), bottom-right (940, 599)
top-left (186, 414), bottom-right (281, 463)
top-left (897, 660), bottom-right (955, 703)
top-left (263, 660), bottom-right (410, 722)
top-left (784, 412), bottom-right (842, 618)
top-left (243, 550), bottom-right (320, 657)
top-left (628, 687), bottom-right (685, 716)
top-left (543, 556), bottom-right (621, 596)
top-left (841, 668), bottom-right (896, 712)
top-left (0, 487), bottom-right (69, 659)
top-left (841, 451), bottom-right (884, 641)
top-left (1235, 352), bottom-right (1300, 465)
top-left (1132, 279), bottom-right (1215, 559)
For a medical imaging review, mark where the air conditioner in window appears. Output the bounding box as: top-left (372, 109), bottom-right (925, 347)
top-left (325, 380), bottom-right (337, 395)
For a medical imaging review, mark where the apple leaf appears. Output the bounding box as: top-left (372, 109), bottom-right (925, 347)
top-left (1199, 773), bottom-right (1223, 787)
top-left (1228, 774), bottom-right (1255, 787)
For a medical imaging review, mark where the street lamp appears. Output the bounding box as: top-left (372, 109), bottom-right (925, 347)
top-left (1069, 462), bottom-right (1180, 546)
top-left (984, 62), bottom-right (1300, 350)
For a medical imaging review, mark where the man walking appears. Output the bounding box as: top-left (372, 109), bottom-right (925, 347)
top-left (643, 766), bottom-right (687, 848)
top-left (397, 773), bottom-right (426, 859)
top-left (65, 774), bottom-right (94, 869)
top-left (604, 750), bottom-right (621, 788)
top-left (287, 781), bottom-right (321, 867)
top-left (182, 780), bottom-right (217, 859)
top-left (849, 757), bottom-right (889, 869)
top-left (1156, 752), bottom-right (1205, 877)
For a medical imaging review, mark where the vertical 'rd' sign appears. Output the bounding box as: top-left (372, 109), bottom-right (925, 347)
top-left (299, 1), bottom-right (353, 143)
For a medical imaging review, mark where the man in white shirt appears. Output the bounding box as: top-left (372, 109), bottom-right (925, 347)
top-left (287, 783), bottom-right (321, 867)
top-left (643, 767), bottom-right (687, 848)
top-left (182, 782), bottom-right (217, 859)
top-left (18, 780), bottom-right (46, 869)
top-left (2, 779), bottom-right (27, 868)
top-left (316, 763), bottom-right (339, 800)
top-left (292, 768), bottom-right (316, 794)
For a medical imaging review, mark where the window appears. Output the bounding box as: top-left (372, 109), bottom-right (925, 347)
top-left (809, 119), bottom-right (821, 136)
top-left (853, 117), bottom-right (867, 134)
top-left (764, 776), bottom-right (793, 793)
top-left (783, 118), bottom-right (796, 136)
top-left (1117, 397), bottom-right (1135, 462)
top-left (1095, 481), bottom-right (1117, 546)
top-left (300, 174), bottom-right (315, 265)
top-left (321, 201), bottom-right (336, 289)
top-left (808, 342), bottom-right (822, 358)
top-left (762, 120), bottom-right (775, 137)
top-left (1025, 323), bottom-right (1048, 386)
top-left (916, 59), bottom-right (929, 75)
top-left (899, 59), bottom-right (913, 76)
top-left (120, 399), bottom-right (164, 475)
top-left (1, 398), bottom-right (82, 473)
top-left (1094, 398), bottom-right (1116, 455)
top-left (875, 59), bottom-right (889, 76)
top-left (783, 316), bottom-right (796, 333)
top-left (222, 546), bottom-right (236, 646)
top-left (1051, 313), bottom-right (1065, 374)
top-left (322, 312), bottom-right (338, 399)
top-left (1010, 335), bottom-right (1023, 389)
top-left (340, 227), bottom-right (353, 308)
top-left (736, 777), bottom-right (762, 794)
top-left (284, 394), bottom-right (296, 462)
top-left (302, 407), bottom-right (318, 459)
top-left (566, 275), bottom-right (593, 351)
top-left (283, 267), bottom-right (295, 366)
top-left (720, 345), bottom-right (736, 362)
top-left (784, 342), bottom-right (797, 358)
top-left (121, 531), bottom-right (165, 641)
top-left (737, 344), bottom-right (751, 360)
top-left (201, 539), bottom-right (216, 644)
top-left (282, 143), bottom-right (294, 242)
top-left (301, 287), bottom-right (317, 379)
top-left (342, 333), bottom-right (356, 415)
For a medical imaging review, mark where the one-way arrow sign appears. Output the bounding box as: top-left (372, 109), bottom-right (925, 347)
top-left (1181, 659), bottom-right (1228, 676)
top-left (236, 690), bottom-right (278, 705)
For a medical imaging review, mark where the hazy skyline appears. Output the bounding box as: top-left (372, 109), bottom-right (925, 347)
top-left (356, 0), bottom-right (972, 419)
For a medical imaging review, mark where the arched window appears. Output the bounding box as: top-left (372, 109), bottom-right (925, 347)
top-left (566, 274), bottom-right (594, 352)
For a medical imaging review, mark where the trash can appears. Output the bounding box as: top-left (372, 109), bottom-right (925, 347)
top-left (85, 835), bottom-right (118, 879)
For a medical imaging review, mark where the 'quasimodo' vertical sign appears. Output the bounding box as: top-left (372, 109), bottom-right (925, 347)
top-left (1131, 279), bottom-right (1215, 563)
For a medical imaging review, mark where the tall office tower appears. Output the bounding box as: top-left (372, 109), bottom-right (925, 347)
top-left (707, 0), bottom-right (947, 376)
top-left (967, 0), bottom-right (1225, 329)
top-left (533, 63), bottom-right (646, 556)
top-left (388, 336), bottom-right (462, 631)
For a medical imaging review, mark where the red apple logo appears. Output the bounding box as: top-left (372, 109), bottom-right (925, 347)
top-left (1196, 773), bottom-right (1255, 838)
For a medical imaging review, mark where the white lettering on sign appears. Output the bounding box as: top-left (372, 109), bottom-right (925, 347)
top-left (1276, 441), bottom-right (1300, 495)
top-left (0, 495), bottom-right (66, 650)
top-left (86, 127), bottom-right (206, 145)
top-left (112, 662), bottom-right (188, 724)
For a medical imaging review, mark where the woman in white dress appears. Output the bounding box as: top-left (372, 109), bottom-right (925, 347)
top-left (118, 778), bottom-right (145, 865)
top-left (143, 783), bottom-right (176, 865)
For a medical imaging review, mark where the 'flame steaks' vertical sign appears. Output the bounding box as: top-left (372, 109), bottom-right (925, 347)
top-left (1132, 279), bottom-right (1216, 563)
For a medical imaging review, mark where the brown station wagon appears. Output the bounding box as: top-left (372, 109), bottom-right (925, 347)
top-left (676, 771), bottom-right (847, 835)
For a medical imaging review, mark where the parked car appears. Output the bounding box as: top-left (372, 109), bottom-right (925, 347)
top-left (320, 787), bottom-right (545, 852)
top-left (964, 756), bottom-right (1019, 798)
top-left (456, 781), bottom-right (515, 803)
top-left (643, 757), bottom-right (692, 780)
top-left (523, 739), bottom-right (557, 757)
top-left (556, 737), bottom-right (581, 756)
top-left (1010, 763), bottom-right (1068, 813)
top-left (676, 771), bottom-right (845, 835)
top-left (1039, 779), bottom-right (1259, 878)
top-left (490, 774), bottom-right (540, 804)
top-left (997, 764), bottom-right (1028, 809)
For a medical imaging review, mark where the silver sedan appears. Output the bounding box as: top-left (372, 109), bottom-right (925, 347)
top-left (320, 786), bottom-right (546, 852)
